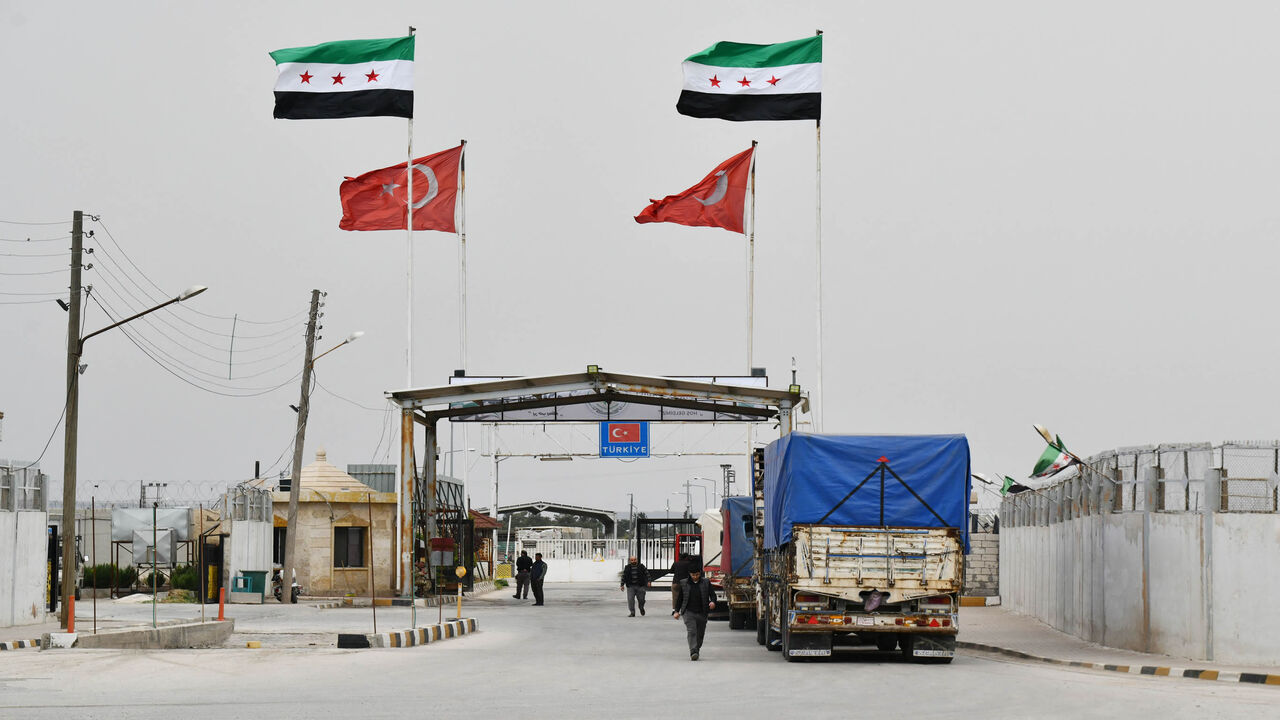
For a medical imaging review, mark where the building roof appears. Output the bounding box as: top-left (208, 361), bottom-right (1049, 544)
top-left (300, 448), bottom-right (373, 493)
top-left (470, 510), bottom-right (503, 530)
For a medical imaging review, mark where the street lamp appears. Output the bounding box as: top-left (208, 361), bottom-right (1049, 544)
top-left (60, 284), bottom-right (207, 626)
top-left (691, 476), bottom-right (716, 510)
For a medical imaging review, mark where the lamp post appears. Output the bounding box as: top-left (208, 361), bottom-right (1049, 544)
top-left (60, 283), bottom-right (207, 627)
top-left (691, 476), bottom-right (716, 511)
top-left (280, 303), bottom-right (363, 605)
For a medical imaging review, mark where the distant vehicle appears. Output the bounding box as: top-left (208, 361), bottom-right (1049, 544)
top-left (756, 434), bottom-right (970, 662)
top-left (719, 495), bottom-right (757, 630)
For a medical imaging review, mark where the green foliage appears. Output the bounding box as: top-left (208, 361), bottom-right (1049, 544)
top-left (145, 570), bottom-right (167, 588)
top-left (161, 588), bottom-right (197, 603)
top-left (81, 564), bottom-right (137, 588)
top-left (494, 579), bottom-right (509, 588)
top-left (170, 564), bottom-right (200, 591)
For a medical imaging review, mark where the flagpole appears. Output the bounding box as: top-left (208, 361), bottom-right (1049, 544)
top-left (405, 26), bottom-right (417, 389)
top-left (458, 139), bottom-right (470, 511)
top-left (746, 140), bottom-right (757, 467)
top-left (813, 29), bottom-right (825, 432)
top-left (398, 24), bottom-right (416, 599)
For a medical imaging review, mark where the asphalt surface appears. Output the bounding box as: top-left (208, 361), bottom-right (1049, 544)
top-left (1, 584), bottom-right (1276, 719)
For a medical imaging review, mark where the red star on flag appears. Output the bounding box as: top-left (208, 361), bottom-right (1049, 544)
top-left (767, 76), bottom-right (780, 86)
top-left (738, 76), bottom-right (751, 87)
top-left (709, 75), bottom-right (721, 87)
top-left (298, 71), bottom-right (313, 84)
top-left (331, 73), bottom-right (345, 85)
top-left (365, 69), bottom-right (379, 82)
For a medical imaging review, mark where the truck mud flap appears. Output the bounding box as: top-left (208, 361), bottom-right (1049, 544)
top-left (785, 631), bottom-right (833, 659)
top-left (903, 634), bottom-right (955, 662)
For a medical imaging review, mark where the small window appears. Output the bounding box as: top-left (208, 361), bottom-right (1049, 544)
top-left (272, 527), bottom-right (286, 564)
top-left (334, 526), bottom-right (366, 568)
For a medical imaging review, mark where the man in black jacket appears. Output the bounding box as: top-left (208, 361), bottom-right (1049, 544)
top-left (529, 553), bottom-right (548, 606)
top-left (619, 556), bottom-right (650, 617)
top-left (669, 555), bottom-right (696, 613)
top-left (674, 565), bottom-right (716, 660)
top-left (513, 550), bottom-right (533, 599)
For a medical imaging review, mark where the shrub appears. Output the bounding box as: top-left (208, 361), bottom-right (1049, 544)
top-left (81, 564), bottom-right (138, 589)
top-left (170, 564), bottom-right (200, 591)
top-left (145, 571), bottom-right (167, 588)
top-left (495, 579), bottom-right (509, 588)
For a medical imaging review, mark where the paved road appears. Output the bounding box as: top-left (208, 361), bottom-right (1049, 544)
top-left (1, 583), bottom-right (1274, 719)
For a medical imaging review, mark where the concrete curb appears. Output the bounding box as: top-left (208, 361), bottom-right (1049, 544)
top-left (337, 618), bottom-right (477, 649)
top-left (0, 638), bottom-right (42, 651)
top-left (311, 601), bottom-right (343, 609)
top-left (42, 619), bottom-right (235, 650)
top-left (958, 641), bottom-right (1280, 686)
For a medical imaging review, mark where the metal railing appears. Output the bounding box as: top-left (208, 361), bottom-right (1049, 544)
top-left (0, 463), bottom-right (47, 512)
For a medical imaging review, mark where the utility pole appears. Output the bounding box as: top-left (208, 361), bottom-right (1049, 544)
top-left (58, 210), bottom-right (83, 628)
top-left (720, 464), bottom-right (735, 502)
top-left (280, 289), bottom-right (321, 604)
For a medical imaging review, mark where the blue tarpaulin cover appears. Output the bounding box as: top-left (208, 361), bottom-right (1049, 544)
top-left (763, 433), bottom-right (971, 551)
top-left (720, 496), bottom-right (756, 578)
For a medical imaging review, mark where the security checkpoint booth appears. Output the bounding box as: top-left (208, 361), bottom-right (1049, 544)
top-left (386, 369), bottom-right (804, 598)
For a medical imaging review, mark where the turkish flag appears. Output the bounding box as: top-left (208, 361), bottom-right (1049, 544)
top-left (339, 144), bottom-right (463, 232)
top-left (608, 423), bottom-right (641, 443)
top-left (634, 146), bottom-right (753, 233)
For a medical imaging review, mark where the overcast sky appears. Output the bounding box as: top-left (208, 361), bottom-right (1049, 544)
top-left (4, 2), bottom-right (1279, 517)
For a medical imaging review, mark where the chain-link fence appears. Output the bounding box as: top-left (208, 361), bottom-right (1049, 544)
top-left (1003, 441), bottom-right (1280, 526)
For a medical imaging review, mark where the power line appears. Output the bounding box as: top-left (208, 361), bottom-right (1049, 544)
top-left (87, 292), bottom-right (303, 397)
top-left (0, 219), bottom-right (72, 226)
top-left (91, 216), bottom-right (305, 326)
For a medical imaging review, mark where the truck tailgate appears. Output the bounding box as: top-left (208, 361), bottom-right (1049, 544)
top-left (792, 525), bottom-right (962, 604)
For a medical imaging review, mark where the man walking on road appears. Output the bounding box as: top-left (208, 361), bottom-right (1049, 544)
top-left (513, 550), bottom-right (532, 599)
top-left (620, 555), bottom-right (650, 617)
top-left (669, 554), bottom-right (695, 613)
top-left (674, 565), bottom-right (716, 661)
top-left (530, 552), bottom-right (548, 606)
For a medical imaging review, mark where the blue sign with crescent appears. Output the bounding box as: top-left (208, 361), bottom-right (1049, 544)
top-left (600, 421), bottom-right (650, 458)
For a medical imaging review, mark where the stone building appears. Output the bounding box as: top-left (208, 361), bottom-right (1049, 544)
top-left (271, 449), bottom-right (396, 597)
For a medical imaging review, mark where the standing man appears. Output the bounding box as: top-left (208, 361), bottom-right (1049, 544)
top-left (530, 552), bottom-right (548, 606)
top-left (674, 564), bottom-right (716, 661)
top-left (669, 554), bottom-right (696, 614)
top-left (619, 555), bottom-right (650, 617)
top-left (513, 550), bottom-right (533, 600)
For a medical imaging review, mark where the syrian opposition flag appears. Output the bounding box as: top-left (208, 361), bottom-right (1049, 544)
top-left (270, 36), bottom-right (414, 119)
top-left (1031, 437), bottom-right (1079, 479)
top-left (677, 36), bottom-right (822, 122)
top-left (634, 146), bottom-right (754, 232)
top-left (339, 145), bottom-right (462, 232)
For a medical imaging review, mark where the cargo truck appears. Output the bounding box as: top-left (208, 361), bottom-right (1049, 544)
top-left (757, 434), bottom-right (970, 662)
top-left (719, 495), bottom-right (757, 630)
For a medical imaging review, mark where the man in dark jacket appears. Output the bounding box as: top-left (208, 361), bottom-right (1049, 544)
top-left (619, 556), bottom-right (650, 617)
top-left (674, 565), bottom-right (716, 660)
top-left (529, 552), bottom-right (548, 605)
top-left (513, 550), bottom-right (533, 599)
top-left (669, 555), bottom-right (697, 613)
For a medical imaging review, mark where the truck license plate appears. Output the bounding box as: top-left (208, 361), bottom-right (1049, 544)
top-left (856, 617), bottom-right (874, 626)
top-left (913, 649), bottom-right (954, 657)
top-left (789, 648), bottom-right (832, 656)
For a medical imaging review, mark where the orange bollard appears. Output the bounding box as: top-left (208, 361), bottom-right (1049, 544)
top-left (67, 595), bottom-right (75, 633)
top-left (218, 587), bottom-right (226, 621)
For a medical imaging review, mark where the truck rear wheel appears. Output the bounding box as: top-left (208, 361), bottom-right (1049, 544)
top-left (875, 634), bottom-right (897, 652)
top-left (729, 608), bottom-right (745, 630)
top-left (756, 613), bottom-right (766, 645)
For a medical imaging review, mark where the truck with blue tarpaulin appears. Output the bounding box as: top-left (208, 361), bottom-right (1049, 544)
top-left (756, 433), bottom-right (970, 662)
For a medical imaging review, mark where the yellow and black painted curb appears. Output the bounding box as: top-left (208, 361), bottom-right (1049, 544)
top-left (0, 638), bottom-right (41, 651)
top-left (337, 618), bottom-right (477, 649)
top-left (959, 641), bottom-right (1280, 686)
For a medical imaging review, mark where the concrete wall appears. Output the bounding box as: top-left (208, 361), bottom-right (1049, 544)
top-left (963, 531), bottom-right (999, 596)
top-left (1, 510), bottom-right (49, 627)
top-left (225, 518), bottom-right (272, 595)
top-left (544, 557), bottom-right (624, 583)
top-left (1001, 507), bottom-right (1280, 665)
